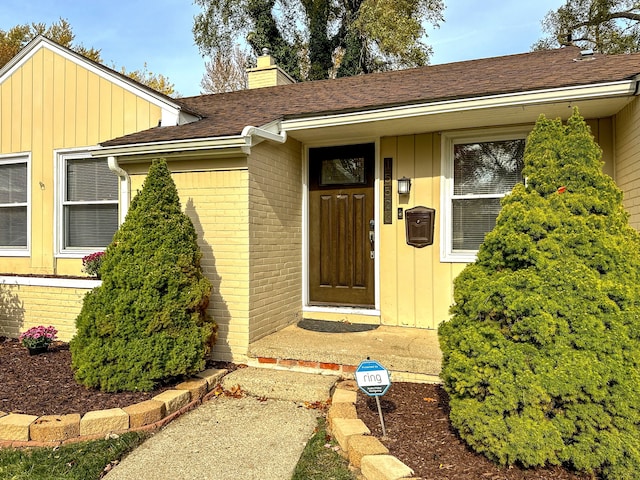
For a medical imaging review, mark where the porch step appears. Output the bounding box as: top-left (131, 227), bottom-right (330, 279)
top-left (248, 323), bottom-right (442, 383)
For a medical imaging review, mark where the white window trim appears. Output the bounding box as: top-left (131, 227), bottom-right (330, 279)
top-left (440, 127), bottom-right (530, 263)
top-left (55, 149), bottom-right (118, 258)
top-left (0, 153), bottom-right (31, 257)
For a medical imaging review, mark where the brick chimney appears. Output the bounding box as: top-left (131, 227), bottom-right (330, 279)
top-left (247, 48), bottom-right (295, 89)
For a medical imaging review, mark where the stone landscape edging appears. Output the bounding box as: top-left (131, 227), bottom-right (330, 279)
top-left (0, 368), bottom-right (228, 448)
top-left (328, 380), bottom-right (419, 480)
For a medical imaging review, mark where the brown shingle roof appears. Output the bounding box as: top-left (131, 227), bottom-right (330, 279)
top-left (101, 47), bottom-right (640, 147)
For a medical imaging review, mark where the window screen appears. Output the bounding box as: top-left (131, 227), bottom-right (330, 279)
top-left (0, 161), bottom-right (28, 248)
top-left (451, 139), bottom-right (524, 252)
top-left (63, 158), bottom-right (118, 249)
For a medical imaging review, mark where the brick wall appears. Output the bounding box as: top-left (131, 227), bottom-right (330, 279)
top-left (248, 139), bottom-right (303, 342)
top-left (131, 165), bottom-right (251, 363)
top-left (0, 281), bottom-right (93, 341)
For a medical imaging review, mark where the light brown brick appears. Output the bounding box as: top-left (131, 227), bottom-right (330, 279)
top-left (123, 400), bottom-right (166, 428)
top-left (331, 418), bottom-right (370, 451)
top-left (347, 435), bottom-right (389, 468)
top-left (195, 368), bottom-right (227, 389)
top-left (80, 408), bottom-right (129, 436)
top-left (0, 414), bottom-right (39, 441)
top-left (327, 403), bottom-right (358, 430)
top-left (30, 414), bottom-right (81, 442)
top-left (175, 378), bottom-right (208, 401)
top-left (153, 389), bottom-right (190, 415)
top-left (332, 388), bottom-right (358, 404)
top-left (360, 455), bottom-right (414, 480)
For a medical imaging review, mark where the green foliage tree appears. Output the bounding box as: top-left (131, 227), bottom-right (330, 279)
top-left (438, 110), bottom-right (640, 480)
top-left (192, 0), bottom-right (444, 82)
top-left (533, 0), bottom-right (640, 54)
top-left (0, 18), bottom-right (175, 96)
top-left (0, 18), bottom-right (101, 67)
top-left (71, 159), bottom-right (215, 392)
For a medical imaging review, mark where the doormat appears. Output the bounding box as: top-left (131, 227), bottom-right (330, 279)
top-left (297, 318), bottom-right (379, 333)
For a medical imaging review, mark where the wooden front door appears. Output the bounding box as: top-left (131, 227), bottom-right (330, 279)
top-left (308, 143), bottom-right (375, 308)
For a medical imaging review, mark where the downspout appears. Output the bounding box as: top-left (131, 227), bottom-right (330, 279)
top-left (107, 156), bottom-right (130, 224)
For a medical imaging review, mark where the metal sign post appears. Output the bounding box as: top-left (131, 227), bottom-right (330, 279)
top-left (355, 359), bottom-right (391, 437)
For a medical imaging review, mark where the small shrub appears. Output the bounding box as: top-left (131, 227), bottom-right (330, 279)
top-left (438, 110), bottom-right (640, 480)
top-left (70, 159), bottom-right (216, 392)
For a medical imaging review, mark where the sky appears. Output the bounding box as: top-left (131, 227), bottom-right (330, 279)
top-left (1, 0), bottom-right (564, 98)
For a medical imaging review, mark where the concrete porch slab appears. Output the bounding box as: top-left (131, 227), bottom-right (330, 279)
top-left (248, 323), bottom-right (442, 382)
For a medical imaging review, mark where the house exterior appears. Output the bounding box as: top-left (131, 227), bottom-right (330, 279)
top-left (2, 38), bottom-right (640, 364)
top-left (0, 36), bottom-right (197, 340)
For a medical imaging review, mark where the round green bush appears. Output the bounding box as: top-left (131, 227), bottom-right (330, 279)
top-left (438, 110), bottom-right (640, 479)
top-left (71, 159), bottom-right (216, 392)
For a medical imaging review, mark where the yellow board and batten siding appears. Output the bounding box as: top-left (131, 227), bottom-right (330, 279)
top-left (379, 134), bottom-right (463, 330)
top-left (0, 45), bottom-right (163, 276)
top-left (0, 42), bottom-right (164, 341)
top-left (614, 97), bottom-right (640, 230)
top-left (378, 119), bottom-right (615, 331)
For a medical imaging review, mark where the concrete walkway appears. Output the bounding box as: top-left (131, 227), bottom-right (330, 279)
top-left (104, 368), bottom-right (338, 480)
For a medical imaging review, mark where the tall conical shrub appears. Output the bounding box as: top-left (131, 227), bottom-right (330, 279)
top-left (71, 159), bottom-right (215, 392)
top-left (438, 110), bottom-right (640, 479)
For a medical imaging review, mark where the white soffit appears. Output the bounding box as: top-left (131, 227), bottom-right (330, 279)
top-left (282, 81), bottom-right (637, 143)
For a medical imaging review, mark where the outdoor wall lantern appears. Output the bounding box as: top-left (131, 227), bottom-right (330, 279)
top-left (397, 176), bottom-right (412, 195)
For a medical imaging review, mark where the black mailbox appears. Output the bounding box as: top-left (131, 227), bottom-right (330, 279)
top-left (405, 206), bottom-right (435, 248)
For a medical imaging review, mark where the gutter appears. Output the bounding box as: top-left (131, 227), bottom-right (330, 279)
top-left (281, 80), bottom-right (638, 132)
top-left (93, 124), bottom-right (288, 159)
top-left (107, 156), bottom-right (130, 223)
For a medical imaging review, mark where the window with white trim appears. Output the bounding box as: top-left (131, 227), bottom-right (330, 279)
top-left (441, 130), bottom-right (526, 262)
top-left (0, 155), bottom-right (29, 254)
top-left (58, 154), bottom-right (118, 253)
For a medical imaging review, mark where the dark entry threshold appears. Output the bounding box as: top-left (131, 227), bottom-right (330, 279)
top-left (297, 318), bottom-right (379, 333)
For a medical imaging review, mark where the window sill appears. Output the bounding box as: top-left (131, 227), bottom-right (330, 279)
top-left (0, 274), bottom-right (101, 289)
top-left (440, 252), bottom-right (477, 264)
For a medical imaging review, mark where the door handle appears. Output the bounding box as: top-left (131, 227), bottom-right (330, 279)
top-left (369, 219), bottom-right (375, 259)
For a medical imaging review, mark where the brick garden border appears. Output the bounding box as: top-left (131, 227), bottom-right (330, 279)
top-left (327, 380), bottom-right (418, 480)
top-left (0, 368), bottom-right (227, 448)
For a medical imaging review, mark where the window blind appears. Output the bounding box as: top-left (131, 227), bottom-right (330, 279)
top-left (64, 158), bottom-right (118, 249)
top-left (0, 162), bottom-right (28, 247)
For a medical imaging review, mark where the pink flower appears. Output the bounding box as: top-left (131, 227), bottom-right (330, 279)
top-left (19, 325), bottom-right (57, 350)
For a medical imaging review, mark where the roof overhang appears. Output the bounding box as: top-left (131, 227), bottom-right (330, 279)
top-left (91, 135), bottom-right (250, 161)
top-left (92, 78), bottom-right (639, 157)
top-left (92, 121), bottom-right (286, 161)
top-left (281, 80), bottom-right (639, 144)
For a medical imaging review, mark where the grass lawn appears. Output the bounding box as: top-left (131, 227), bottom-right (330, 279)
top-left (0, 431), bottom-right (147, 480)
top-left (292, 417), bottom-right (356, 480)
top-left (0, 418), bottom-right (352, 480)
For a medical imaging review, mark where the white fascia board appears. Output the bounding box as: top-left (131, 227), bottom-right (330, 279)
top-left (93, 120), bottom-right (287, 158)
top-left (90, 135), bottom-right (251, 159)
top-left (281, 81), bottom-right (638, 132)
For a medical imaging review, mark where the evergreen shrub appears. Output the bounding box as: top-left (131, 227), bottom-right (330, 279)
top-left (71, 159), bottom-right (216, 392)
top-left (438, 110), bottom-right (640, 479)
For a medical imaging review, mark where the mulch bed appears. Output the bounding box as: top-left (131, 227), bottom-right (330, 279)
top-left (356, 382), bottom-right (593, 480)
top-left (0, 335), bottom-right (597, 478)
top-left (0, 337), bottom-right (212, 417)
